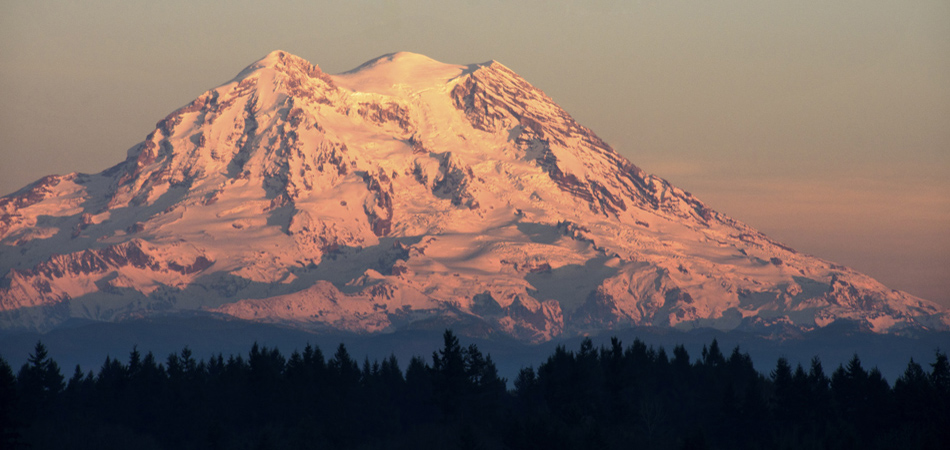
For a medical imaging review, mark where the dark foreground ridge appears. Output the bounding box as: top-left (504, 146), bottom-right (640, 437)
top-left (2, 331), bottom-right (948, 450)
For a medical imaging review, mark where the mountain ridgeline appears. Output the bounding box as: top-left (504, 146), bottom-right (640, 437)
top-left (0, 50), bottom-right (947, 340)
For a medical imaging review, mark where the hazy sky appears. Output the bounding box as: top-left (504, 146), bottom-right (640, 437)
top-left (1, 0), bottom-right (948, 307)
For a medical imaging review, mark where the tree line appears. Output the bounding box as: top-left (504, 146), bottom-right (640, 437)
top-left (1, 331), bottom-right (947, 449)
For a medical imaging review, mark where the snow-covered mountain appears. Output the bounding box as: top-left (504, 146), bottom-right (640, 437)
top-left (1, 50), bottom-right (946, 342)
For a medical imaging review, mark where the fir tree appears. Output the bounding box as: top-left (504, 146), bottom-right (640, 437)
top-left (17, 341), bottom-right (64, 407)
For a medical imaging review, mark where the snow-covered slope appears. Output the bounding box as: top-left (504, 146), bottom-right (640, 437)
top-left (1, 50), bottom-right (946, 341)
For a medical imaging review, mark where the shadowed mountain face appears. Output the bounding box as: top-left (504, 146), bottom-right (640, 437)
top-left (1, 50), bottom-right (947, 342)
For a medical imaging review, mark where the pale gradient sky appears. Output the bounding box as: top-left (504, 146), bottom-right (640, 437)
top-left (1, 0), bottom-right (948, 307)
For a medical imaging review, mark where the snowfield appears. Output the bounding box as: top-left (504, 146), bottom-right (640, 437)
top-left (1, 50), bottom-right (947, 341)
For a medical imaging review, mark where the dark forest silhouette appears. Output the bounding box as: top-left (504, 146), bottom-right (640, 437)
top-left (1, 331), bottom-right (947, 449)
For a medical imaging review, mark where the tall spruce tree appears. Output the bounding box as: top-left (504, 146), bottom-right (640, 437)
top-left (17, 342), bottom-right (64, 407)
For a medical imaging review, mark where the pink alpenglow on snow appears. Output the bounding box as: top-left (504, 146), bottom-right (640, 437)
top-left (1, 51), bottom-right (947, 342)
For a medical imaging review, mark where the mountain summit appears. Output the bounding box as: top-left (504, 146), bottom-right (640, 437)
top-left (1, 51), bottom-right (946, 341)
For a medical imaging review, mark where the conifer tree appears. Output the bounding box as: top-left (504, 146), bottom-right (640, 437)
top-left (928, 350), bottom-right (950, 443)
top-left (930, 350), bottom-right (950, 395)
top-left (770, 357), bottom-right (794, 422)
top-left (894, 358), bottom-right (931, 425)
top-left (0, 355), bottom-right (21, 449)
top-left (17, 341), bottom-right (64, 406)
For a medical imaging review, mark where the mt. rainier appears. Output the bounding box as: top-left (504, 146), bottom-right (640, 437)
top-left (1, 50), bottom-right (946, 342)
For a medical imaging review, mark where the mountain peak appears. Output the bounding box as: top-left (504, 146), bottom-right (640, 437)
top-left (1, 51), bottom-right (947, 340)
top-left (231, 50), bottom-right (330, 84)
top-left (342, 51), bottom-right (442, 72)
top-left (332, 52), bottom-right (467, 95)
top-left (259, 49), bottom-right (297, 65)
